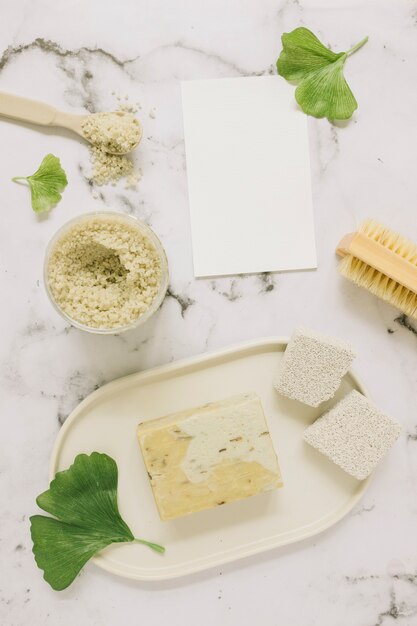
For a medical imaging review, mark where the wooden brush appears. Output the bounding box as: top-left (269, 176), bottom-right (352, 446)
top-left (336, 220), bottom-right (417, 319)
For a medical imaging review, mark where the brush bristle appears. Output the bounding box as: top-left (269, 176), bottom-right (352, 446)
top-left (339, 220), bottom-right (417, 319)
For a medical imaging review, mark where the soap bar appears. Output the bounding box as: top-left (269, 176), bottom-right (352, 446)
top-left (137, 393), bottom-right (283, 520)
top-left (274, 327), bottom-right (356, 407)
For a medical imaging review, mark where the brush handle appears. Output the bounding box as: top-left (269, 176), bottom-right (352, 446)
top-left (337, 232), bottom-right (417, 293)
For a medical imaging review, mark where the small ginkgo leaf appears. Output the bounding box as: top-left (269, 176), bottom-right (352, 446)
top-left (295, 57), bottom-right (358, 120)
top-left (277, 27), bottom-right (368, 120)
top-left (12, 153), bottom-right (68, 213)
top-left (30, 452), bottom-right (165, 591)
top-left (30, 516), bottom-right (119, 591)
top-left (277, 28), bottom-right (345, 81)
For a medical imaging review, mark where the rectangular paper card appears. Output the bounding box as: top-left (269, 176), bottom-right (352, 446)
top-left (181, 76), bottom-right (317, 277)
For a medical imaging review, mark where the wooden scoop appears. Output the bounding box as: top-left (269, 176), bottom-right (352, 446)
top-left (0, 91), bottom-right (142, 155)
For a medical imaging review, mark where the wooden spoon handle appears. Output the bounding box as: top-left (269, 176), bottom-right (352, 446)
top-left (0, 91), bottom-right (61, 126)
top-left (0, 91), bottom-right (85, 135)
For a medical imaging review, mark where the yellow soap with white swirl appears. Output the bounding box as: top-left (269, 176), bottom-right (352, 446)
top-left (137, 393), bottom-right (283, 521)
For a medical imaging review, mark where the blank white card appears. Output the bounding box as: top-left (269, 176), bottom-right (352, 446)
top-left (181, 76), bottom-right (317, 277)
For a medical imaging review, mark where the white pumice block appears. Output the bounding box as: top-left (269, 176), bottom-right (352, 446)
top-left (303, 390), bottom-right (401, 480)
top-left (274, 327), bottom-right (356, 406)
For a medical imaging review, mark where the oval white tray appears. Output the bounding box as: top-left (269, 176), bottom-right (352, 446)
top-left (50, 337), bottom-right (371, 582)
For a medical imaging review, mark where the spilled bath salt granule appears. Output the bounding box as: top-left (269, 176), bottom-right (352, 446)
top-left (82, 112), bottom-right (141, 154)
top-left (82, 110), bottom-right (142, 187)
top-left (116, 95), bottom-right (141, 114)
top-left (88, 145), bottom-right (134, 186)
top-left (47, 214), bottom-right (162, 329)
top-left (82, 95), bottom-right (153, 187)
top-left (126, 168), bottom-right (143, 187)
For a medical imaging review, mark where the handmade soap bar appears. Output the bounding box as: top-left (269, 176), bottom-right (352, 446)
top-left (137, 393), bottom-right (283, 520)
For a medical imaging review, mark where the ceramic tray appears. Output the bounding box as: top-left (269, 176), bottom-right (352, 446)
top-left (50, 337), bottom-right (371, 581)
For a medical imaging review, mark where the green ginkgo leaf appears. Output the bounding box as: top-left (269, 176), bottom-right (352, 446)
top-left (12, 153), bottom-right (68, 213)
top-left (30, 452), bottom-right (165, 591)
top-left (277, 27), bottom-right (368, 120)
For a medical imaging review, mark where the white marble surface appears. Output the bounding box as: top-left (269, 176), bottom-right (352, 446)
top-left (1, 0), bottom-right (417, 624)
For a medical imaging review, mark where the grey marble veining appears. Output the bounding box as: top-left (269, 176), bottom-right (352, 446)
top-left (1, 0), bottom-right (417, 624)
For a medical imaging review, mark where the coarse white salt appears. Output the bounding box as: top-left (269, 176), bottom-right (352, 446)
top-left (82, 111), bottom-right (142, 186)
top-left (47, 214), bottom-right (163, 330)
top-left (82, 112), bottom-right (141, 155)
top-left (88, 146), bottom-right (134, 186)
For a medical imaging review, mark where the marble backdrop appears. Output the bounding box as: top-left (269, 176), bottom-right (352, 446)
top-left (1, 0), bottom-right (416, 624)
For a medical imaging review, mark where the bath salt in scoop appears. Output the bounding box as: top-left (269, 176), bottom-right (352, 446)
top-left (0, 92), bottom-right (142, 155)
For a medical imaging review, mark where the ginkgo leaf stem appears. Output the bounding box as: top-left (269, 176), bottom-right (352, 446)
top-left (346, 36), bottom-right (368, 57)
top-left (11, 176), bottom-right (26, 182)
top-left (133, 538), bottom-right (166, 553)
